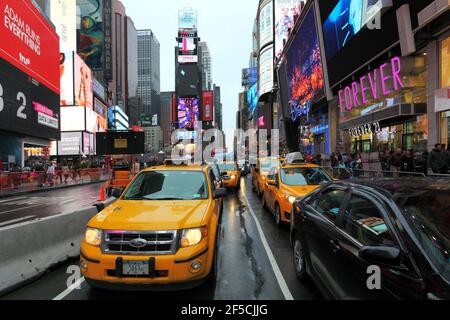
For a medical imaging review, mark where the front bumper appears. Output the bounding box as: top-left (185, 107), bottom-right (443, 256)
top-left (80, 243), bottom-right (212, 290)
top-left (223, 178), bottom-right (238, 188)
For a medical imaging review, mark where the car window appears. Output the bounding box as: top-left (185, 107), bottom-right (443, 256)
top-left (342, 195), bottom-right (394, 246)
top-left (209, 170), bottom-right (216, 192)
top-left (123, 171), bottom-right (209, 200)
top-left (281, 167), bottom-right (332, 186)
top-left (218, 163), bottom-right (237, 171)
top-left (312, 189), bottom-right (347, 224)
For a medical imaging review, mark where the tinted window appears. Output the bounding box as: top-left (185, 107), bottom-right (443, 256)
top-left (124, 171), bottom-right (209, 200)
top-left (342, 195), bottom-right (394, 246)
top-left (312, 189), bottom-right (347, 224)
top-left (281, 167), bottom-right (332, 186)
top-left (218, 163), bottom-right (237, 171)
top-left (396, 193), bottom-right (450, 281)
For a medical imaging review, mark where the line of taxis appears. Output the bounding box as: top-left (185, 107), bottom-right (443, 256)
top-left (79, 154), bottom-right (331, 292)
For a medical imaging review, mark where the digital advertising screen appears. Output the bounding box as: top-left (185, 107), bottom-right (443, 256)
top-left (179, 10), bottom-right (198, 30)
top-left (275, 0), bottom-right (306, 59)
top-left (259, 45), bottom-right (274, 96)
top-left (50, 0), bottom-right (77, 52)
top-left (96, 131), bottom-right (145, 156)
top-left (177, 97), bottom-right (199, 130)
top-left (176, 64), bottom-right (200, 96)
top-left (202, 91), bottom-right (214, 122)
top-left (247, 83), bottom-right (259, 114)
top-left (74, 53), bottom-right (93, 109)
top-left (178, 31), bottom-right (198, 64)
top-left (57, 132), bottom-right (82, 156)
top-left (285, 6), bottom-right (324, 117)
top-left (242, 67), bottom-right (258, 87)
top-left (259, 0), bottom-right (274, 49)
top-left (77, 0), bottom-right (105, 71)
top-left (60, 52), bottom-right (75, 106)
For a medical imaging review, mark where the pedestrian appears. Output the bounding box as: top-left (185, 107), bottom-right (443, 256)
top-left (442, 144), bottom-right (450, 174)
top-left (46, 162), bottom-right (56, 187)
top-left (401, 150), bottom-right (415, 175)
top-left (380, 150), bottom-right (391, 172)
top-left (63, 163), bottom-right (70, 184)
top-left (428, 144), bottom-right (448, 174)
top-left (390, 149), bottom-right (403, 176)
top-left (56, 163), bottom-right (63, 184)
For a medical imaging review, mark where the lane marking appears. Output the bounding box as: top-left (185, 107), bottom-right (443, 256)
top-left (0, 204), bottom-right (42, 215)
top-left (242, 193), bottom-right (295, 301)
top-left (0, 215), bottom-right (36, 227)
top-left (53, 277), bottom-right (85, 301)
top-left (0, 197), bottom-right (27, 204)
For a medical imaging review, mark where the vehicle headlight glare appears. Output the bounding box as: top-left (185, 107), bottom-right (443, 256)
top-left (181, 227), bottom-right (208, 248)
top-left (231, 175), bottom-right (236, 180)
top-left (85, 228), bottom-right (102, 247)
top-left (287, 196), bottom-right (296, 204)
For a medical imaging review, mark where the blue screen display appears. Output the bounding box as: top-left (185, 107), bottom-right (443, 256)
top-left (247, 83), bottom-right (259, 114)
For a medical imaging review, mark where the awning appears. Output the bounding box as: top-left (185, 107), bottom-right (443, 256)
top-left (339, 103), bottom-right (427, 130)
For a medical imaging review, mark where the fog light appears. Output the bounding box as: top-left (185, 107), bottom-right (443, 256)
top-left (80, 260), bottom-right (88, 271)
top-left (191, 261), bottom-right (202, 271)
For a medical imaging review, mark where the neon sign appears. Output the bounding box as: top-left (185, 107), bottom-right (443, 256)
top-left (338, 56), bottom-right (404, 113)
top-left (290, 100), bottom-right (311, 122)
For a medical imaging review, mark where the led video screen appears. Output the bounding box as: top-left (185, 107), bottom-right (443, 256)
top-left (177, 97), bottom-right (199, 130)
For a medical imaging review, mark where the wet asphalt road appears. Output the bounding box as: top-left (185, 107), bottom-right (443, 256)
top-left (1, 177), bottom-right (322, 300)
top-left (0, 183), bottom-right (102, 228)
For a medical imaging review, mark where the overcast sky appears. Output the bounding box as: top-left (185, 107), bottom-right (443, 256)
top-left (122, 0), bottom-right (258, 148)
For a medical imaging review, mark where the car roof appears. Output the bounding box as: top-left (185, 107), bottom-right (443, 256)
top-left (281, 163), bottom-right (321, 169)
top-left (329, 178), bottom-right (450, 197)
top-left (142, 165), bottom-right (208, 172)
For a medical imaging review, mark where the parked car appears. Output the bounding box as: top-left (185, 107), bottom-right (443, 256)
top-left (290, 178), bottom-right (450, 300)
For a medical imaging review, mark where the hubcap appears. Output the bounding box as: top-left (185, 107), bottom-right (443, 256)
top-left (294, 240), bottom-right (304, 273)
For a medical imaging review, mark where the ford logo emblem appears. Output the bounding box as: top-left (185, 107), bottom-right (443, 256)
top-left (129, 238), bottom-right (148, 249)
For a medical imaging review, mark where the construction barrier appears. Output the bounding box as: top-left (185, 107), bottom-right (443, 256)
top-left (0, 198), bottom-right (115, 295)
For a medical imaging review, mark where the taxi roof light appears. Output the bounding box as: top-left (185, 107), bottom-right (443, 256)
top-left (285, 152), bottom-right (306, 165)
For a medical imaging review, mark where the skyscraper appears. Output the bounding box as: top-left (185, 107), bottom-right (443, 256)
top-left (160, 92), bottom-right (174, 150)
top-left (137, 29), bottom-right (161, 127)
top-left (198, 42), bottom-right (212, 90)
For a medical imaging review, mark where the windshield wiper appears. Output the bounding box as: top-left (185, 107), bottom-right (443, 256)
top-left (144, 197), bottom-right (187, 201)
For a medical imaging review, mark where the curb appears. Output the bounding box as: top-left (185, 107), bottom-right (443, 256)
top-left (0, 180), bottom-right (107, 200)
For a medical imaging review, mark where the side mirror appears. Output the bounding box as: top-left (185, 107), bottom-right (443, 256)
top-left (213, 188), bottom-right (227, 199)
top-left (221, 172), bottom-right (228, 177)
top-left (359, 246), bottom-right (401, 266)
top-left (111, 188), bottom-right (124, 199)
top-left (267, 179), bottom-right (277, 186)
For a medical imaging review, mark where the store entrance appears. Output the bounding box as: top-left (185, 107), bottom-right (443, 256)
top-left (23, 144), bottom-right (49, 170)
top-left (314, 134), bottom-right (326, 155)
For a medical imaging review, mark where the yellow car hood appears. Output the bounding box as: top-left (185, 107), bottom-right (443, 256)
top-left (282, 185), bottom-right (320, 198)
top-left (90, 200), bottom-right (210, 231)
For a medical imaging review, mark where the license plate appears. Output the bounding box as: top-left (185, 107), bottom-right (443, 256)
top-left (122, 261), bottom-right (149, 276)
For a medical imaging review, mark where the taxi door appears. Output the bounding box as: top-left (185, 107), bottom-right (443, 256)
top-left (265, 167), bottom-right (279, 212)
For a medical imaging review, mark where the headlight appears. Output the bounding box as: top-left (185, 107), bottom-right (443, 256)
top-left (231, 175), bottom-right (236, 180)
top-left (285, 195), bottom-right (296, 204)
top-left (85, 228), bottom-right (102, 247)
top-left (181, 226), bottom-right (208, 248)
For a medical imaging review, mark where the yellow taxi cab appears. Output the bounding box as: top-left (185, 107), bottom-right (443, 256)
top-left (252, 157), bottom-right (283, 198)
top-left (217, 162), bottom-right (241, 191)
top-left (262, 153), bottom-right (333, 226)
top-left (80, 163), bottom-right (227, 291)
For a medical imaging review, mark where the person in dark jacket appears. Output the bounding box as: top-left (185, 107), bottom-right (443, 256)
top-left (390, 149), bottom-right (403, 174)
top-left (401, 150), bottom-right (415, 174)
top-left (428, 144), bottom-right (448, 174)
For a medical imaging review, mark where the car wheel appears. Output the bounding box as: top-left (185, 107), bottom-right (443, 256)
top-left (293, 234), bottom-right (307, 281)
top-left (206, 238), bottom-right (219, 286)
top-left (274, 204), bottom-right (282, 227)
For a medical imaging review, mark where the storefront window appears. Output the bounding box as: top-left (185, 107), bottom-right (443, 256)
top-left (441, 112), bottom-right (450, 147)
top-left (441, 36), bottom-right (450, 88)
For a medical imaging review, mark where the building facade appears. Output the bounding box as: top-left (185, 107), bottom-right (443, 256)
top-left (198, 42), bottom-right (213, 91)
top-left (137, 29), bottom-right (161, 126)
top-left (160, 92), bottom-right (174, 151)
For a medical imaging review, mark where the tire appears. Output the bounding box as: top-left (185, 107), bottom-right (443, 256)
top-left (206, 237), bottom-right (219, 286)
top-left (274, 204), bottom-right (282, 227)
top-left (293, 233), bottom-right (307, 282)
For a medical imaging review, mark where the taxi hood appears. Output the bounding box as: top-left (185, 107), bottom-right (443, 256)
top-left (282, 185), bottom-right (320, 198)
top-left (89, 200), bottom-right (210, 231)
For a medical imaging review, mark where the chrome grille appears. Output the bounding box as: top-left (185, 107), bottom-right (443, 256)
top-left (103, 230), bottom-right (178, 255)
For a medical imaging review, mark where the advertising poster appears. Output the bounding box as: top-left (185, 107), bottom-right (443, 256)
top-left (77, 0), bottom-right (104, 70)
top-left (178, 31), bottom-right (198, 64)
top-left (74, 54), bottom-right (93, 109)
top-left (58, 132), bottom-right (82, 156)
top-left (179, 10), bottom-right (198, 30)
top-left (259, 45), bottom-right (274, 96)
top-left (242, 67), bottom-right (258, 87)
top-left (275, 0), bottom-right (306, 58)
top-left (50, 0), bottom-right (77, 52)
top-left (247, 83), bottom-right (259, 114)
top-left (259, 1), bottom-right (274, 49)
top-left (178, 97), bottom-right (199, 130)
top-left (60, 52), bottom-right (74, 106)
top-left (176, 64), bottom-right (200, 96)
top-left (202, 91), bottom-right (214, 122)
top-left (285, 6), bottom-right (324, 117)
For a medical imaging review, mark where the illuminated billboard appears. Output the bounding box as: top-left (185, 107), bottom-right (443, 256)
top-left (202, 91), bottom-right (214, 122)
top-left (58, 132), bottom-right (82, 156)
top-left (50, 0), bottom-right (77, 52)
top-left (60, 52), bottom-right (75, 106)
top-left (178, 31), bottom-right (198, 64)
top-left (259, 0), bottom-right (274, 49)
top-left (259, 45), bottom-right (274, 96)
top-left (74, 53), bottom-right (93, 109)
top-left (242, 67), bottom-right (258, 87)
top-left (177, 97), bottom-right (199, 130)
top-left (176, 64), bottom-right (200, 96)
top-left (0, 0), bottom-right (60, 140)
top-left (179, 10), bottom-right (198, 30)
top-left (61, 107), bottom-right (86, 131)
top-left (322, 0), bottom-right (393, 61)
top-left (247, 83), bottom-right (259, 114)
top-left (275, 0), bottom-right (306, 58)
top-left (285, 6), bottom-right (324, 119)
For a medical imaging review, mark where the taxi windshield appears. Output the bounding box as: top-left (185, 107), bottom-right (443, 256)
top-left (281, 168), bottom-right (332, 186)
top-left (260, 160), bottom-right (279, 173)
top-left (123, 171), bottom-right (209, 200)
top-left (218, 163), bottom-right (237, 171)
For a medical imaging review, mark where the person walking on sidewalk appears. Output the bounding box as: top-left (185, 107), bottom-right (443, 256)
top-left (428, 144), bottom-right (448, 174)
top-left (442, 144), bottom-right (450, 174)
top-left (46, 162), bottom-right (56, 187)
top-left (390, 149), bottom-right (403, 177)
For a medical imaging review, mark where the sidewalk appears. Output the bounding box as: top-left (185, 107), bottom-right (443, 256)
top-left (0, 170), bottom-right (108, 199)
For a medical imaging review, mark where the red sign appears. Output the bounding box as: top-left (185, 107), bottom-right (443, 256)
top-left (33, 102), bottom-right (54, 117)
top-left (202, 91), bottom-right (214, 122)
top-left (131, 126), bottom-right (144, 132)
top-left (172, 92), bottom-right (177, 123)
top-left (0, 0), bottom-right (60, 94)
